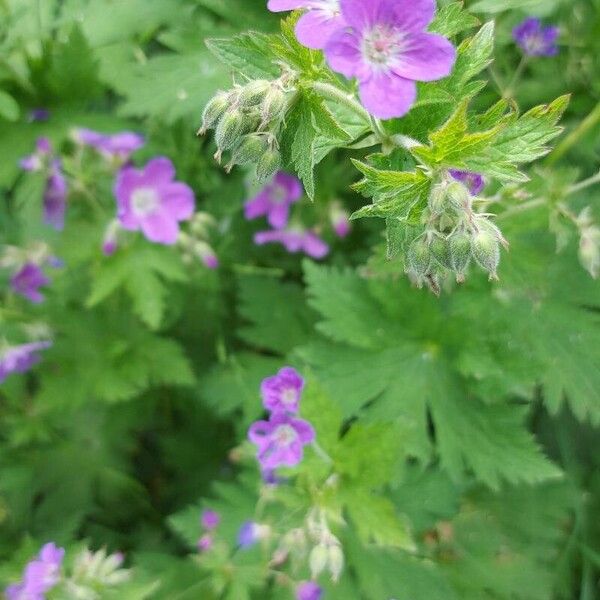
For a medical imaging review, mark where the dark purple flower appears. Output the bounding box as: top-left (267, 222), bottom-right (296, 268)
top-left (323, 0), bottom-right (456, 119)
top-left (114, 157), bottom-right (195, 245)
top-left (254, 228), bottom-right (329, 259)
top-left (267, 0), bottom-right (345, 49)
top-left (74, 128), bottom-right (145, 161)
top-left (197, 534), bottom-right (214, 553)
top-left (28, 108), bottom-right (50, 122)
top-left (449, 169), bottom-right (485, 196)
top-left (261, 366), bottom-right (304, 415)
top-left (10, 263), bottom-right (50, 303)
top-left (248, 413), bottom-right (315, 470)
top-left (244, 172), bottom-right (303, 229)
top-left (296, 581), bottom-right (323, 600)
top-left (513, 18), bottom-right (559, 57)
top-left (0, 341), bottom-right (52, 384)
top-left (43, 160), bottom-right (67, 230)
top-left (201, 510), bottom-right (221, 531)
top-left (237, 521), bottom-right (271, 548)
top-left (5, 542), bottom-right (64, 599)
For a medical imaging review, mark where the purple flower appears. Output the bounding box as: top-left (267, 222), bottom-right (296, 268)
top-left (237, 521), bottom-right (271, 548)
top-left (114, 157), bottom-right (195, 245)
top-left (513, 18), bottom-right (559, 57)
top-left (449, 169), bottom-right (485, 196)
top-left (0, 341), bottom-right (52, 384)
top-left (5, 542), bottom-right (64, 599)
top-left (10, 263), bottom-right (50, 304)
top-left (267, 0), bottom-right (345, 49)
top-left (102, 221), bottom-right (121, 256)
top-left (296, 581), bottom-right (323, 600)
top-left (244, 172), bottom-right (303, 229)
top-left (28, 108), bottom-right (50, 122)
top-left (248, 413), bottom-right (315, 470)
top-left (74, 128), bottom-right (145, 161)
top-left (201, 510), bottom-right (221, 531)
top-left (43, 160), bottom-right (67, 230)
top-left (20, 138), bottom-right (52, 172)
top-left (261, 366), bottom-right (304, 415)
top-left (254, 228), bottom-right (329, 259)
top-left (197, 534), bottom-right (214, 553)
top-left (323, 0), bottom-right (456, 119)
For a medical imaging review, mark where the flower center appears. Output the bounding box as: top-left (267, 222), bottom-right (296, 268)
top-left (274, 424), bottom-right (298, 446)
top-left (281, 388), bottom-right (297, 406)
top-left (131, 187), bottom-right (159, 217)
top-left (271, 185), bottom-right (288, 204)
top-left (362, 24), bottom-right (404, 68)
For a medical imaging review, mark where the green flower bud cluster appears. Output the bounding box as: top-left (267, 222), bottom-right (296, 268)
top-left (198, 79), bottom-right (292, 182)
top-left (405, 178), bottom-right (508, 293)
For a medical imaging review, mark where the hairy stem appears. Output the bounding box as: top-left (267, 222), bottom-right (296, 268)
top-left (568, 170), bottom-right (600, 195)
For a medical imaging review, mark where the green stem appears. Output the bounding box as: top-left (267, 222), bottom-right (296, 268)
top-left (497, 198), bottom-right (545, 220)
top-left (310, 81), bottom-right (372, 125)
top-left (546, 102), bottom-right (600, 166)
top-left (568, 170), bottom-right (600, 195)
top-left (504, 56), bottom-right (529, 99)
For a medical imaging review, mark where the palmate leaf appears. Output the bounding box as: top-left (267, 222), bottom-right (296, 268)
top-left (300, 261), bottom-right (561, 489)
top-left (429, 2), bottom-right (480, 38)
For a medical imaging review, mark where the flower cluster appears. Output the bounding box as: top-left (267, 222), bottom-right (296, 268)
top-left (248, 367), bottom-right (315, 471)
top-left (200, 77), bottom-right (293, 180)
top-left (513, 17), bottom-right (559, 57)
top-left (198, 509), bottom-right (221, 552)
top-left (245, 172), bottom-right (330, 259)
top-left (405, 169), bottom-right (508, 293)
top-left (5, 542), bottom-right (64, 599)
top-left (269, 0), bottom-right (456, 119)
top-left (20, 138), bottom-right (67, 230)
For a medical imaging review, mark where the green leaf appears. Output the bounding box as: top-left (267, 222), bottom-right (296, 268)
top-left (430, 2), bottom-right (480, 38)
top-left (206, 33), bottom-right (280, 79)
top-left (0, 90), bottom-right (20, 122)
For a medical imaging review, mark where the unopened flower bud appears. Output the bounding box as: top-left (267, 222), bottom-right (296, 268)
top-left (261, 86), bottom-right (288, 123)
top-left (407, 237), bottom-right (431, 276)
top-left (239, 80), bottom-right (272, 108)
top-left (428, 183), bottom-right (448, 214)
top-left (448, 231), bottom-right (472, 282)
top-left (579, 226), bottom-right (600, 279)
top-left (215, 108), bottom-right (245, 152)
top-left (231, 134), bottom-right (268, 167)
top-left (256, 148), bottom-right (282, 183)
top-left (446, 181), bottom-right (471, 209)
top-left (309, 544), bottom-right (329, 579)
top-left (199, 93), bottom-right (229, 135)
top-left (472, 230), bottom-right (500, 279)
top-left (328, 544), bottom-right (344, 582)
top-left (430, 235), bottom-right (452, 269)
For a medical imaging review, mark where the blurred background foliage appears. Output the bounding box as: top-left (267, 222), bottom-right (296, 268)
top-left (0, 0), bottom-right (599, 598)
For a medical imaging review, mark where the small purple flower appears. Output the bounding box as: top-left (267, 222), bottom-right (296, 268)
top-left (201, 509), bottom-right (221, 531)
top-left (261, 366), bottom-right (304, 415)
top-left (449, 170), bottom-right (485, 196)
top-left (254, 228), bottom-right (329, 259)
top-left (0, 341), bottom-right (52, 384)
top-left (330, 202), bottom-right (351, 238)
top-left (267, 0), bottom-right (345, 50)
top-left (102, 221), bottom-right (121, 256)
top-left (74, 128), bottom-right (145, 162)
top-left (19, 137), bottom-right (51, 172)
top-left (114, 157), bottom-right (195, 245)
top-left (43, 160), bottom-right (67, 230)
top-left (197, 534), bottom-right (214, 553)
top-left (296, 581), bottom-right (323, 600)
top-left (248, 413), bottom-right (315, 470)
top-left (245, 172), bottom-right (303, 229)
top-left (323, 0), bottom-right (456, 119)
top-left (513, 18), bottom-right (559, 57)
top-left (28, 108), bottom-right (50, 122)
top-left (237, 521), bottom-right (271, 548)
top-left (5, 542), bottom-right (64, 599)
top-left (10, 263), bottom-right (50, 304)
